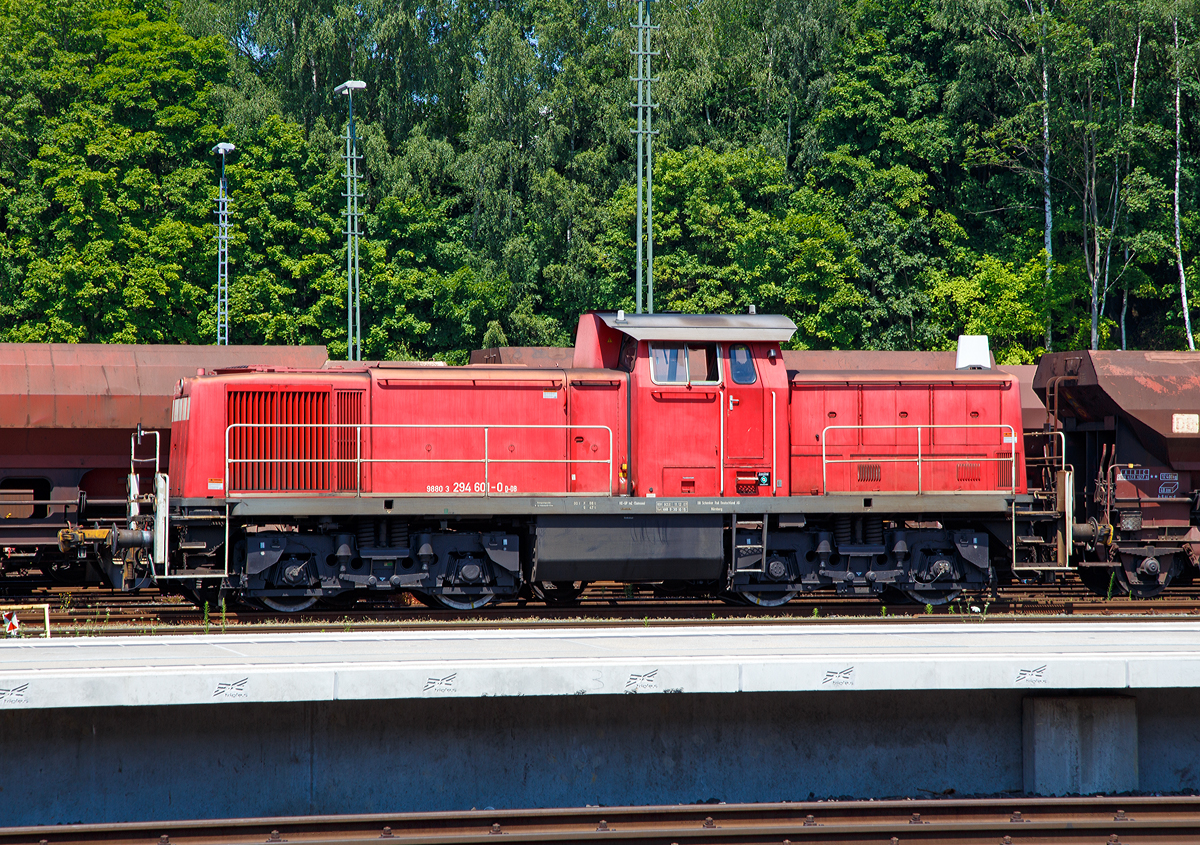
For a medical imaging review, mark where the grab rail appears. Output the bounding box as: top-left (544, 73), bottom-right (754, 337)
top-left (224, 423), bottom-right (614, 498)
top-left (820, 423), bottom-right (1018, 495)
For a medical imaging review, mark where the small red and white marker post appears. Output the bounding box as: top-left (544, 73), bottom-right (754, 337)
top-left (0, 605), bottom-right (50, 638)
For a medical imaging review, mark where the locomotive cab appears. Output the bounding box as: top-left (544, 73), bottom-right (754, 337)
top-left (573, 311), bottom-right (793, 499)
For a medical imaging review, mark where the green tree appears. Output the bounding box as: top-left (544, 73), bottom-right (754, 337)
top-left (0, 0), bottom-right (228, 342)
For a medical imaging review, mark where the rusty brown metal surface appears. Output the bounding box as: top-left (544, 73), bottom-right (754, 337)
top-left (0, 344), bottom-right (329, 431)
top-left (468, 347), bottom-right (574, 367)
top-left (782, 349), bottom-right (994, 371)
top-left (6, 796), bottom-right (1200, 845)
top-left (997, 364), bottom-right (1046, 431)
top-left (1035, 350), bottom-right (1200, 465)
top-left (789, 369), bottom-right (1014, 384)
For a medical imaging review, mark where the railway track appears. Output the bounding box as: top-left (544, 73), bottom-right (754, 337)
top-left (0, 578), bottom-right (1198, 636)
top-left (6, 797), bottom-right (1200, 844)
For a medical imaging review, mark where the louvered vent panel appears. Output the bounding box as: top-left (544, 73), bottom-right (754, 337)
top-left (227, 390), bottom-right (330, 492)
top-left (857, 463), bottom-right (881, 483)
top-left (996, 452), bottom-right (1013, 489)
top-left (335, 390), bottom-right (364, 492)
top-left (957, 462), bottom-right (982, 482)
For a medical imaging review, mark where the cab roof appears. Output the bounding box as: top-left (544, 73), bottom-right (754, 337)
top-left (598, 312), bottom-right (797, 342)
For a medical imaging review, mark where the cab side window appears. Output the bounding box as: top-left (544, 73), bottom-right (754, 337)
top-left (650, 344), bottom-right (686, 383)
top-left (649, 342), bottom-right (721, 384)
top-left (618, 335), bottom-right (638, 372)
top-left (728, 344), bottom-right (757, 384)
top-left (687, 343), bottom-right (720, 384)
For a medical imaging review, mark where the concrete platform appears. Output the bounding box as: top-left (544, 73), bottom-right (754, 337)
top-left (3, 620), bottom-right (1200, 709)
top-left (3, 621), bottom-right (1198, 824)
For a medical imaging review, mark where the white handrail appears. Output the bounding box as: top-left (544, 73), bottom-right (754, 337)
top-left (224, 422), bottom-right (614, 498)
top-left (1024, 429), bottom-right (1068, 472)
top-left (820, 423), bottom-right (1018, 495)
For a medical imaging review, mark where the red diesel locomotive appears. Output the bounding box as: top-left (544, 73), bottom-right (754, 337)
top-left (54, 311), bottom-right (1200, 609)
top-left (75, 312), bottom-right (1035, 610)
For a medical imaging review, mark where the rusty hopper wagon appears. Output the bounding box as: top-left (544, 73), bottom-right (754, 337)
top-left (1035, 351), bottom-right (1200, 597)
top-left (0, 343), bottom-right (328, 589)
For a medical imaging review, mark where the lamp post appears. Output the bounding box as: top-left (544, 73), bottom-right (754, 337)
top-left (335, 80), bottom-right (366, 361)
top-left (212, 142), bottom-right (235, 345)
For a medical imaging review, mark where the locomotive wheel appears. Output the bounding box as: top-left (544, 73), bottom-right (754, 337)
top-left (1077, 565), bottom-right (1119, 597)
top-left (532, 580), bottom-right (587, 607)
top-left (897, 587), bottom-right (962, 606)
top-left (1115, 553), bottom-right (1178, 599)
top-left (259, 595), bottom-right (320, 612)
top-left (739, 588), bottom-right (798, 607)
top-left (430, 591), bottom-right (497, 610)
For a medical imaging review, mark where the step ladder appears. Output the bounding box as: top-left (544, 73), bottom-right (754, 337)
top-left (731, 515), bottom-right (767, 576)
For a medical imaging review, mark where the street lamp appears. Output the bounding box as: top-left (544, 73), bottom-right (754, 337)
top-left (336, 80), bottom-right (366, 361)
top-left (212, 142), bottom-right (235, 345)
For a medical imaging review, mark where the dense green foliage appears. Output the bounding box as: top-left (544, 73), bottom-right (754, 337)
top-left (2, 0), bottom-right (1198, 361)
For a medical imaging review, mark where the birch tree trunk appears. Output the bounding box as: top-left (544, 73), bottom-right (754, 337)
top-left (1175, 12), bottom-right (1195, 350)
top-left (1122, 27), bottom-right (1141, 350)
top-left (1040, 4), bottom-right (1054, 352)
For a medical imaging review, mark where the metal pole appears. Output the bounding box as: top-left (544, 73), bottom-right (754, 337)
top-left (630, 0), bottom-right (658, 315)
top-left (645, 0), bottom-right (655, 315)
top-left (217, 157), bottom-right (228, 344)
top-left (336, 82), bottom-right (366, 361)
top-left (344, 100), bottom-right (354, 361)
top-left (351, 91), bottom-right (361, 362)
top-left (632, 0), bottom-right (644, 315)
top-left (212, 144), bottom-right (235, 345)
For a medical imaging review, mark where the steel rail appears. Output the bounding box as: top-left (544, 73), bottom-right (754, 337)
top-left (2, 581), bottom-right (1200, 636)
top-left (7, 797), bottom-right (1200, 845)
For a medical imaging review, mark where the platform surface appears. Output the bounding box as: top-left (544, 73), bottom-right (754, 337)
top-left (2, 620), bottom-right (1199, 709)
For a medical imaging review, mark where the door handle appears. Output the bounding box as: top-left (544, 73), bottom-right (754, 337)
top-left (729, 396), bottom-right (739, 409)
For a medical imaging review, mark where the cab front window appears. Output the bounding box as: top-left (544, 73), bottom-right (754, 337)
top-left (728, 344), bottom-right (757, 385)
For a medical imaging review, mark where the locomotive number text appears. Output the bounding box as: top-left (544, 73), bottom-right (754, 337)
top-left (426, 482), bottom-right (518, 494)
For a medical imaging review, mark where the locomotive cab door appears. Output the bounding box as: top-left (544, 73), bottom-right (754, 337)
top-left (641, 341), bottom-right (723, 496)
top-left (724, 343), bottom-right (768, 494)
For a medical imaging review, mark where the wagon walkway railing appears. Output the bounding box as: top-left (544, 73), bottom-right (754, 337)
top-left (820, 423), bottom-right (1018, 495)
top-left (225, 423), bottom-right (614, 498)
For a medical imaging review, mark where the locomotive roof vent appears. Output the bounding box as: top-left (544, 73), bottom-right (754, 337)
top-left (598, 312), bottom-right (796, 342)
top-left (955, 335), bottom-right (991, 370)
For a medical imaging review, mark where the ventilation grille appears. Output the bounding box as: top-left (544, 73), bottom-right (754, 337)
top-left (956, 462), bottom-right (982, 482)
top-left (335, 390), bottom-right (364, 491)
top-left (996, 452), bottom-right (1013, 488)
top-left (857, 463), bottom-right (881, 483)
top-left (227, 390), bottom-right (330, 492)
